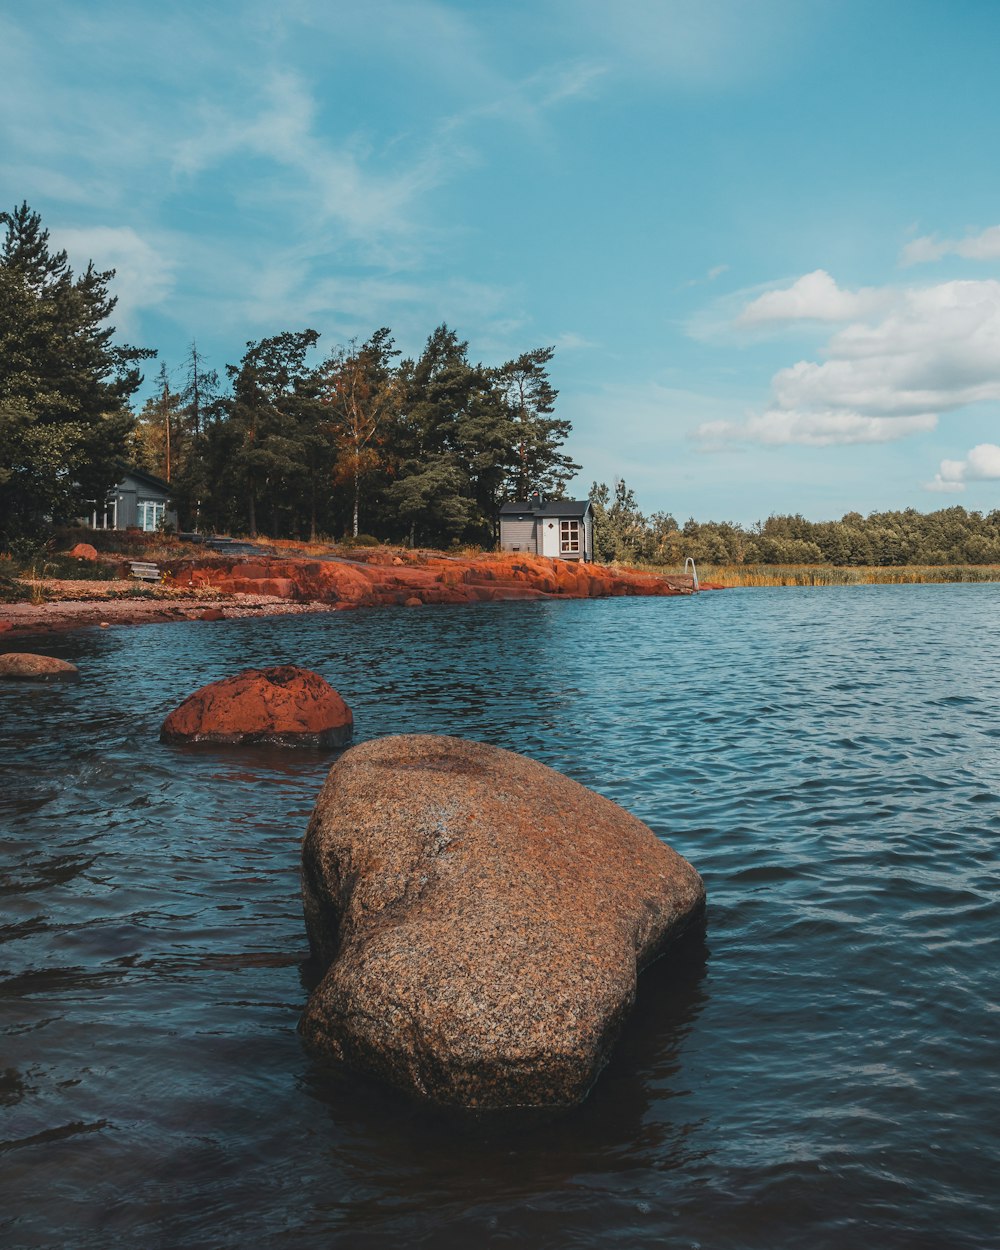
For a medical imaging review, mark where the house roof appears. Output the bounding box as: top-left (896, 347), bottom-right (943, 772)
top-left (117, 464), bottom-right (171, 495)
top-left (499, 499), bottom-right (591, 518)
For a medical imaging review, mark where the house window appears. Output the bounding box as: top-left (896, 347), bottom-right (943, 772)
top-left (560, 519), bottom-right (580, 554)
top-left (138, 500), bottom-right (165, 532)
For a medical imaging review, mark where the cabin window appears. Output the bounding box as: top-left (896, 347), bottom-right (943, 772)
top-left (560, 519), bottom-right (580, 554)
top-left (139, 500), bottom-right (165, 532)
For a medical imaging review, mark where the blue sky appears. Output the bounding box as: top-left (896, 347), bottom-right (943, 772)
top-left (4, 0), bottom-right (1000, 524)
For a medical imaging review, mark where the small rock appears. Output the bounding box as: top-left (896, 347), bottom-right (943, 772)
top-left (299, 735), bottom-right (705, 1109)
top-left (200, 608), bottom-right (225, 621)
top-left (0, 653), bottom-right (79, 680)
top-left (160, 665), bottom-right (353, 748)
top-left (404, 596), bottom-right (423, 607)
top-left (69, 542), bottom-right (98, 561)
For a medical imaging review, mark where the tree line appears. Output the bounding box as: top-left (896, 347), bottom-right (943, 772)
top-left (133, 324), bottom-right (578, 546)
top-left (590, 479), bottom-right (1000, 567)
top-left (0, 202), bottom-right (578, 548)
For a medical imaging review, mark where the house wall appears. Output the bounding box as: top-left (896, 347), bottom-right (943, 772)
top-left (499, 516), bottom-right (537, 554)
top-left (499, 509), bottom-right (593, 560)
top-left (88, 473), bottom-right (176, 531)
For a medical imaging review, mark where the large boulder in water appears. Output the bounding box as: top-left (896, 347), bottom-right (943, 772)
top-left (0, 653), bottom-right (78, 680)
top-left (160, 665), bottom-right (352, 748)
top-left (299, 734), bottom-right (705, 1109)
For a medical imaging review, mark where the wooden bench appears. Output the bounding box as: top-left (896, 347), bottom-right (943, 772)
top-left (129, 561), bottom-right (161, 583)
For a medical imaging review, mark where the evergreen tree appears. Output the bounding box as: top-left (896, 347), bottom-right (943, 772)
top-left (0, 202), bottom-right (153, 542)
top-left (217, 330), bottom-right (320, 537)
top-left (495, 346), bottom-right (579, 500)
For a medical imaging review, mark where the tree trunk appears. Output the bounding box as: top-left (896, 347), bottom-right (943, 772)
top-left (248, 484), bottom-right (257, 538)
top-left (353, 468), bottom-right (360, 537)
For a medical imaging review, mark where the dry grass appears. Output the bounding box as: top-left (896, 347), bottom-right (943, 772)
top-left (649, 563), bottom-right (1000, 587)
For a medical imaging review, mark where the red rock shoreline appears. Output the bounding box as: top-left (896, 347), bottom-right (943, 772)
top-left (0, 551), bottom-right (716, 638)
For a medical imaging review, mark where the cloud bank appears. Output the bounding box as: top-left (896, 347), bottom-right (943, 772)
top-left (698, 273), bottom-right (1000, 449)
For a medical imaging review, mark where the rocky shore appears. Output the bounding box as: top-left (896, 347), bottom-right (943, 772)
top-left (0, 548), bottom-right (713, 637)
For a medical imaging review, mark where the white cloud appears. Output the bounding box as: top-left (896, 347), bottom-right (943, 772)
top-left (50, 225), bottom-right (175, 335)
top-left (557, 0), bottom-right (816, 88)
top-left (901, 225), bottom-right (1000, 267)
top-left (699, 275), bottom-right (1000, 448)
top-left (736, 269), bottom-right (888, 326)
top-left (553, 331), bottom-right (599, 352)
top-left (925, 443), bottom-right (1000, 493)
top-left (699, 410), bottom-right (936, 448)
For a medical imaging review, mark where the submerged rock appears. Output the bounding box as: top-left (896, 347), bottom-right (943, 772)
top-left (299, 734), bottom-right (705, 1110)
top-left (0, 653), bottom-right (79, 680)
top-left (160, 665), bottom-right (352, 748)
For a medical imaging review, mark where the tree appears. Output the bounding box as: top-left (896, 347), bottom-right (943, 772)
top-left (319, 328), bottom-right (400, 538)
top-left (0, 202), bottom-right (153, 542)
top-left (589, 479), bottom-right (647, 563)
top-left (170, 342), bottom-right (220, 532)
top-left (134, 363), bottom-right (183, 483)
top-left (495, 346), bottom-right (579, 501)
top-left (218, 329), bottom-right (320, 537)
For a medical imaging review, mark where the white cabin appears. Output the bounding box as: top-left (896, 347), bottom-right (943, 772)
top-left (498, 493), bottom-right (593, 562)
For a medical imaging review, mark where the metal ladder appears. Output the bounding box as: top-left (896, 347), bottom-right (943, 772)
top-left (683, 557), bottom-right (699, 591)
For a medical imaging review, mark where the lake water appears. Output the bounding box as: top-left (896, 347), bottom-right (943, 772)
top-left (2, 586), bottom-right (998, 1249)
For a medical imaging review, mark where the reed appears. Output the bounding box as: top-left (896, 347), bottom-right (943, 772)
top-left (651, 563), bottom-right (1000, 587)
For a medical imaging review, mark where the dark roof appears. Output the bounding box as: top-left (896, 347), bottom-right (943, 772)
top-left (117, 465), bottom-right (171, 495)
top-left (499, 499), bottom-right (591, 518)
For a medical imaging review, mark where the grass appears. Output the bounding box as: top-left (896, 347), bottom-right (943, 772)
top-left (650, 563), bottom-right (1000, 587)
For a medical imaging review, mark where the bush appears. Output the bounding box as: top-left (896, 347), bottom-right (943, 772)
top-left (348, 534), bottom-right (380, 547)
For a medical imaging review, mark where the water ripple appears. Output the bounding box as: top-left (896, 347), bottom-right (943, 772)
top-left (1, 585), bottom-right (999, 1248)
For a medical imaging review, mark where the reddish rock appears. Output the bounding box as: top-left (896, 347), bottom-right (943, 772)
top-left (69, 542), bottom-right (98, 561)
top-left (299, 735), bottom-right (705, 1110)
top-left (0, 652), bottom-right (79, 680)
top-left (160, 665), bottom-right (353, 748)
top-left (404, 596), bottom-right (423, 607)
top-left (200, 608), bottom-right (225, 621)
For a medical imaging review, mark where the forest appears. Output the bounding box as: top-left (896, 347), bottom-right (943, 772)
top-left (0, 202), bottom-right (577, 550)
top-left (3, 200), bottom-right (1000, 566)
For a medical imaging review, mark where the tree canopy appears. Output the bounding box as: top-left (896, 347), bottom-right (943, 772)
top-left (0, 202), bottom-right (153, 541)
top-left (589, 480), bottom-right (1000, 568)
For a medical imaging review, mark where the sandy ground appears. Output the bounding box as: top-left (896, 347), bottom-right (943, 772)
top-left (0, 580), bottom-right (339, 637)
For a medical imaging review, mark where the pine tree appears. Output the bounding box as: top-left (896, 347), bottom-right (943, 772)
top-left (0, 202), bottom-right (154, 541)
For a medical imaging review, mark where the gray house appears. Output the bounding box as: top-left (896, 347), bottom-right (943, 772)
top-left (88, 467), bottom-right (177, 532)
top-left (499, 493), bottom-right (593, 562)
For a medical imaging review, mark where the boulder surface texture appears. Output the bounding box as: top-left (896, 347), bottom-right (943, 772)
top-left (300, 734), bottom-right (705, 1109)
top-left (0, 653), bottom-right (79, 680)
top-left (160, 665), bottom-right (352, 747)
